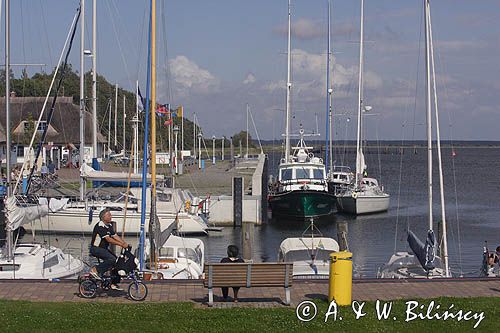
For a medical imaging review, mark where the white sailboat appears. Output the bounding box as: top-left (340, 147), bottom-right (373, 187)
top-left (379, 0), bottom-right (450, 279)
top-left (336, 0), bottom-right (390, 215)
top-left (1, 2), bottom-right (84, 279)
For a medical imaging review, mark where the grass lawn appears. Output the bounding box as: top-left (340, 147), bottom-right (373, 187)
top-left (0, 297), bottom-right (498, 332)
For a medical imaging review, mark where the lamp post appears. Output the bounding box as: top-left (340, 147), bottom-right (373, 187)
top-left (198, 132), bottom-right (202, 169)
top-left (173, 125), bottom-right (179, 174)
top-left (212, 135), bottom-right (216, 165)
top-left (221, 136), bottom-right (225, 161)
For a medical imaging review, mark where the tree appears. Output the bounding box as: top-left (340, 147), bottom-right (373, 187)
top-left (231, 131), bottom-right (255, 148)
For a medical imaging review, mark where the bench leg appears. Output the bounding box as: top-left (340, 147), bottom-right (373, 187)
top-left (284, 287), bottom-right (291, 306)
top-left (208, 288), bottom-right (214, 307)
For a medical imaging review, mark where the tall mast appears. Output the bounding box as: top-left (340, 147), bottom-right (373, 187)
top-left (114, 83), bottom-right (118, 150)
top-left (246, 103), bottom-right (249, 158)
top-left (122, 95), bottom-right (126, 154)
top-left (284, 0), bottom-right (292, 162)
top-left (354, 0), bottom-right (365, 186)
top-left (91, 0), bottom-right (97, 158)
top-left (193, 113), bottom-right (197, 160)
top-left (107, 99), bottom-right (111, 156)
top-left (151, 0), bottom-right (157, 194)
top-left (427, 0), bottom-right (449, 277)
top-left (79, 0), bottom-right (86, 201)
top-left (5, 0), bottom-right (13, 260)
top-left (134, 80), bottom-right (139, 173)
top-left (325, 0), bottom-right (331, 174)
top-left (424, 0), bottom-right (433, 231)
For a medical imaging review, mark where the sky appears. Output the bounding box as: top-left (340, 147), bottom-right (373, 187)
top-left (3, 0), bottom-right (500, 141)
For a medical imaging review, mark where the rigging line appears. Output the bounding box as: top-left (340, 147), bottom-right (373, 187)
top-left (14, 7), bottom-right (81, 194)
top-left (135, 2), bottom-right (149, 81)
top-left (38, 0), bottom-right (53, 66)
top-left (105, 0), bottom-right (134, 90)
top-left (248, 106), bottom-right (263, 153)
top-left (160, 0), bottom-right (173, 104)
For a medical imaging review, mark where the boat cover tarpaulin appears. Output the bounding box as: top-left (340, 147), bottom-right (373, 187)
top-left (407, 229), bottom-right (436, 271)
top-left (279, 237), bottom-right (340, 254)
top-left (81, 164), bottom-right (164, 182)
top-left (5, 196), bottom-right (69, 231)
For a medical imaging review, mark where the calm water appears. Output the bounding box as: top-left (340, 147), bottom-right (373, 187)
top-left (2, 147), bottom-right (499, 278)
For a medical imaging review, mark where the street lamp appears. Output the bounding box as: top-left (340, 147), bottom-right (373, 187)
top-left (198, 132), bottom-right (203, 169)
top-left (221, 136), bottom-right (225, 161)
top-left (173, 125), bottom-right (179, 174)
top-left (212, 135), bottom-right (216, 165)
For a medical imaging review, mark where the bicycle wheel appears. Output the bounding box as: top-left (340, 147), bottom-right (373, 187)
top-left (128, 281), bottom-right (148, 301)
top-left (79, 279), bottom-right (98, 298)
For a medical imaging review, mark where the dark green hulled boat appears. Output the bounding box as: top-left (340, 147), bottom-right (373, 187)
top-left (269, 190), bottom-right (336, 219)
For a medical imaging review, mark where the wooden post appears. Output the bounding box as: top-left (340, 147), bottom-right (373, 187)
top-left (337, 221), bottom-right (349, 251)
top-left (233, 177), bottom-right (242, 228)
top-left (242, 222), bottom-right (254, 261)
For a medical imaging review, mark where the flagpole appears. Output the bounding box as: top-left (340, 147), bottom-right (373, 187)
top-left (181, 106), bottom-right (184, 159)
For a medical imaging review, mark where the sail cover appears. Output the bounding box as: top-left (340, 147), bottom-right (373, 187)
top-left (5, 196), bottom-right (69, 231)
top-left (407, 229), bottom-right (437, 271)
top-left (355, 150), bottom-right (366, 176)
top-left (81, 164), bottom-right (164, 182)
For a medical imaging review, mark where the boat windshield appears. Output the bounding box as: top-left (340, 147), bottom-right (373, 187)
top-left (178, 247), bottom-right (203, 266)
top-left (312, 169), bottom-right (324, 179)
top-left (281, 168), bottom-right (293, 181)
top-left (283, 249), bottom-right (331, 262)
top-left (295, 168), bottom-right (310, 179)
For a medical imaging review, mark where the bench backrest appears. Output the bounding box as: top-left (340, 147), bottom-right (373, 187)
top-left (204, 262), bottom-right (293, 288)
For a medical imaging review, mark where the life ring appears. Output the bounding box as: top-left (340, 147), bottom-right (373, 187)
top-left (352, 192), bottom-right (358, 199)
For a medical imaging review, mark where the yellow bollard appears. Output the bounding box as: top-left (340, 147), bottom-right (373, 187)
top-left (328, 251), bottom-right (352, 306)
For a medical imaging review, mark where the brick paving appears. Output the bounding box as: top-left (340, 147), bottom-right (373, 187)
top-left (0, 278), bottom-right (498, 307)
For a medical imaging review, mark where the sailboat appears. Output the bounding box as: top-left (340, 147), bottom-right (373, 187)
top-left (137, 0), bottom-right (205, 280)
top-left (268, 0), bottom-right (336, 220)
top-left (0, 1), bottom-right (84, 279)
top-left (18, 0), bottom-right (209, 236)
top-left (335, 0), bottom-right (390, 215)
top-left (379, 0), bottom-right (450, 279)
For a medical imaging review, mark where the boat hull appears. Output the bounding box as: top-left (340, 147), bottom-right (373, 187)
top-left (336, 194), bottom-right (389, 215)
top-left (22, 209), bottom-right (208, 235)
top-left (269, 190), bottom-right (336, 219)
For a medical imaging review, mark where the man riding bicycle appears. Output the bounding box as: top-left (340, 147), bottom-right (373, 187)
top-left (89, 208), bottom-right (129, 290)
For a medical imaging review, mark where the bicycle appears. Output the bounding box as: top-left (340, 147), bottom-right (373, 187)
top-left (78, 247), bottom-right (148, 301)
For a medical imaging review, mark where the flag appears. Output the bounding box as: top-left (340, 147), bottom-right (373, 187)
top-left (137, 86), bottom-right (146, 112)
top-left (156, 104), bottom-right (170, 117)
top-left (171, 105), bottom-right (183, 118)
top-left (163, 119), bottom-right (173, 126)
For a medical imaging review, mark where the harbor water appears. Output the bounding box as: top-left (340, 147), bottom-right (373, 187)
top-left (1, 147), bottom-right (499, 278)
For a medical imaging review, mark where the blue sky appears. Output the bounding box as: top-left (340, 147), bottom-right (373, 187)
top-left (3, 0), bottom-right (500, 140)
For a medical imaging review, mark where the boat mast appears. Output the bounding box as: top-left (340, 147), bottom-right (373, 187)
top-left (427, 0), bottom-right (450, 277)
top-left (424, 0), bottom-right (433, 232)
top-left (150, 0), bottom-right (158, 267)
top-left (134, 80), bottom-right (139, 173)
top-left (325, 0), bottom-right (331, 174)
top-left (114, 83), bottom-right (118, 151)
top-left (284, 0), bottom-right (292, 162)
top-left (91, 0), bottom-right (97, 159)
top-left (354, 0), bottom-right (364, 187)
top-left (5, 0), bottom-right (13, 260)
top-left (246, 103), bottom-right (249, 158)
top-left (139, 0), bottom-right (153, 270)
top-left (328, 0), bottom-right (334, 174)
top-left (79, 0), bottom-right (86, 201)
top-left (123, 95), bottom-right (126, 154)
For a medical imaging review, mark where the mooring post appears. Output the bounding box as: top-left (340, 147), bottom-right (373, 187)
top-left (233, 176), bottom-right (242, 228)
top-left (242, 221), bottom-right (254, 261)
top-left (337, 221), bottom-right (349, 251)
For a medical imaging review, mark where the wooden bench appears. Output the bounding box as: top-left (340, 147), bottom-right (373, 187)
top-left (203, 262), bottom-right (293, 306)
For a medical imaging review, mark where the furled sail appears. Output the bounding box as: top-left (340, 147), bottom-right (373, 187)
top-left (5, 196), bottom-right (69, 231)
top-left (407, 229), bottom-right (437, 271)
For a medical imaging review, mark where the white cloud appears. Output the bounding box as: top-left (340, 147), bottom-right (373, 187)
top-left (243, 73), bottom-right (256, 84)
top-left (274, 18), bottom-right (324, 40)
top-left (168, 55), bottom-right (219, 96)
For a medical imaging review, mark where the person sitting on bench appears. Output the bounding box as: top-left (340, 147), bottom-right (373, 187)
top-left (220, 245), bottom-right (244, 302)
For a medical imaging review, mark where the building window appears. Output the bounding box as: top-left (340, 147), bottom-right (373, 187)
top-left (16, 146), bottom-right (24, 157)
top-left (24, 120), bottom-right (47, 132)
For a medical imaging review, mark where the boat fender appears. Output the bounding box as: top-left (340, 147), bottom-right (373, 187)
top-left (185, 200), bottom-right (191, 212)
top-left (88, 207), bottom-right (94, 224)
top-left (352, 192), bottom-right (358, 199)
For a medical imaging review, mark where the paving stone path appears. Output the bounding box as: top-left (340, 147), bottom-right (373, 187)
top-left (0, 278), bottom-right (498, 307)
